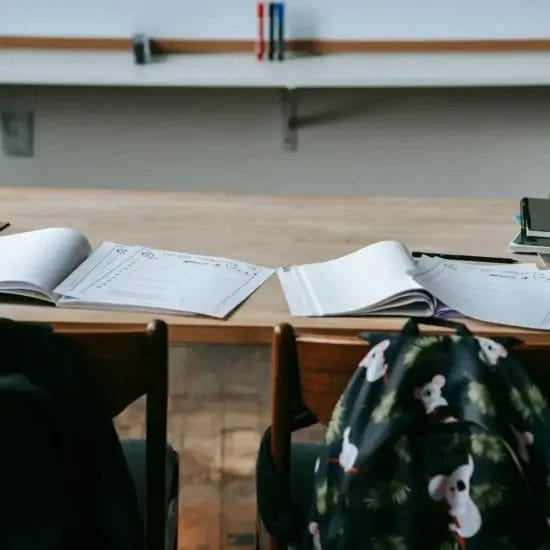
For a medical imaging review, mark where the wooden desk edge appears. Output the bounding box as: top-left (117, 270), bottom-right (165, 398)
top-left (34, 317), bottom-right (550, 347)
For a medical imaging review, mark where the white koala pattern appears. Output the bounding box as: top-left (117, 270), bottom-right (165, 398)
top-left (510, 425), bottom-right (534, 462)
top-left (359, 339), bottom-right (390, 383)
top-left (414, 375), bottom-right (448, 414)
top-left (428, 455), bottom-right (482, 540)
top-left (476, 337), bottom-right (507, 366)
top-left (338, 426), bottom-right (358, 473)
top-left (309, 522), bottom-right (322, 550)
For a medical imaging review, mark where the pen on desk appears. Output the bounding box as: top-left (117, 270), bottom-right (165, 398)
top-left (268, 2), bottom-right (276, 61)
top-left (277, 2), bottom-right (285, 61)
top-left (256, 2), bottom-right (265, 61)
top-left (411, 251), bottom-right (519, 264)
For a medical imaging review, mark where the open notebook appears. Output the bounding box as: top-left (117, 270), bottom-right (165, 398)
top-left (0, 228), bottom-right (273, 318)
top-left (278, 241), bottom-right (535, 318)
top-left (278, 241), bottom-right (435, 317)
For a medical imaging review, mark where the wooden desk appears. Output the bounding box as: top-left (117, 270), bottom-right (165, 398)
top-left (1, 187), bottom-right (546, 345)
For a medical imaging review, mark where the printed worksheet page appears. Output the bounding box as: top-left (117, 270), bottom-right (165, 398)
top-left (55, 242), bottom-right (274, 318)
top-left (410, 256), bottom-right (550, 330)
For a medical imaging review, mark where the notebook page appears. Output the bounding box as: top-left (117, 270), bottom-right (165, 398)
top-left (55, 242), bottom-right (141, 296)
top-left (55, 242), bottom-right (274, 318)
top-left (411, 256), bottom-right (550, 330)
top-left (0, 228), bottom-right (92, 300)
top-left (278, 241), bottom-right (421, 316)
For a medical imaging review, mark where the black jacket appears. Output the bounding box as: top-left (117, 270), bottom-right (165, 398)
top-left (0, 319), bottom-right (143, 550)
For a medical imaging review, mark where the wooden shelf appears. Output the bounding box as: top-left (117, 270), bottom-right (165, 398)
top-left (3, 48), bottom-right (550, 88)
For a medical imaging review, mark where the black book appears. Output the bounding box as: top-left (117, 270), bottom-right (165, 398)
top-left (522, 197), bottom-right (550, 237)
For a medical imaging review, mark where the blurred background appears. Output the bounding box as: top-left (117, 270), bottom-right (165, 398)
top-left (1, 0), bottom-right (550, 197)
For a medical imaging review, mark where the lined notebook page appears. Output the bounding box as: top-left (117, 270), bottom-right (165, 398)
top-left (0, 227), bottom-right (91, 301)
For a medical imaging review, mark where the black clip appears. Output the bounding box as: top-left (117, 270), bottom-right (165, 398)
top-left (133, 34), bottom-right (153, 65)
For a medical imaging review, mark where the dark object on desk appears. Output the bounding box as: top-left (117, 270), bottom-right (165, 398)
top-left (0, 221), bottom-right (9, 232)
top-left (411, 251), bottom-right (518, 264)
top-left (509, 231), bottom-right (550, 254)
top-left (133, 33), bottom-right (152, 64)
top-left (521, 196), bottom-right (550, 238)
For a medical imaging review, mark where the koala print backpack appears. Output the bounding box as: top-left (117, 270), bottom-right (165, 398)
top-left (305, 318), bottom-right (550, 550)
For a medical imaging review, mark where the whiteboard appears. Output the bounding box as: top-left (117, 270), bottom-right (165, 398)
top-left (1, 0), bottom-right (550, 41)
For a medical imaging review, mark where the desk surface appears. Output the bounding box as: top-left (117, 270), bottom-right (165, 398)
top-left (1, 187), bottom-right (546, 345)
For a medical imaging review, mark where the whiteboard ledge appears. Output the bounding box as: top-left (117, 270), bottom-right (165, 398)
top-left (3, 49), bottom-right (550, 88)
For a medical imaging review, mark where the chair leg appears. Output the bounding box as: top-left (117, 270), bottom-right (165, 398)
top-left (165, 498), bottom-right (179, 550)
top-left (172, 498), bottom-right (179, 550)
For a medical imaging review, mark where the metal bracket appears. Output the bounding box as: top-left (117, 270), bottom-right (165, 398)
top-left (281, 88), bottom-right (297, 152)
top-left (1, 109), bottom-right (34, 157)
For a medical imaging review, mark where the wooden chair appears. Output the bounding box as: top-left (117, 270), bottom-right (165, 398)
top-left (56, 319), bottom-right (178, 550)
top-left (264, 322), bottom-right (550, 550)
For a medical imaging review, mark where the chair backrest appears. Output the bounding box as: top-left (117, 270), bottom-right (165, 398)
top-left (273, 323), bottom-right (550, 432)
top-left (55, 319), bottom-right (168, 550)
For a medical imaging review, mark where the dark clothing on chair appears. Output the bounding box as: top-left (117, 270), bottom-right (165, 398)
top-left (122, 438), bottom-right (180, 550)
top-left (0, 319), bottom-right (143, 550)
top-left (256, 422), bottom-right (321, 546)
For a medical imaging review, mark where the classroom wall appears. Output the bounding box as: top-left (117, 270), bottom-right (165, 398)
top-left (1, 85), bottom-right (549, 198)
top-left (3, 0), bottom-right (550, 40)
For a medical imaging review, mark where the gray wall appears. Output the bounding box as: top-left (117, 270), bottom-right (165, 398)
top-left (1, 85), bottom-right (549, 197)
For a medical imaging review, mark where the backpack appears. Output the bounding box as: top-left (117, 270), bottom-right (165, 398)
top-left (0, 319), bottom-right (143, 550)
top-left (305, 318), bottom-right (550, 550)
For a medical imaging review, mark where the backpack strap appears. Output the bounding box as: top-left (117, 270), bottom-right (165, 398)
top-left (402, 317), bottom-right (473, 336)
top-left (256, 410), bottom-right (316, 544)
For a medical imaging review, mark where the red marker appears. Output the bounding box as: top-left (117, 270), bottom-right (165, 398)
top-left (256, 2), bottom-right (265, 61)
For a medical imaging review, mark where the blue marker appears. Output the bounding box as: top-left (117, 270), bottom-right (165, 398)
top-left (276, 3), bottom-right (285, 61)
